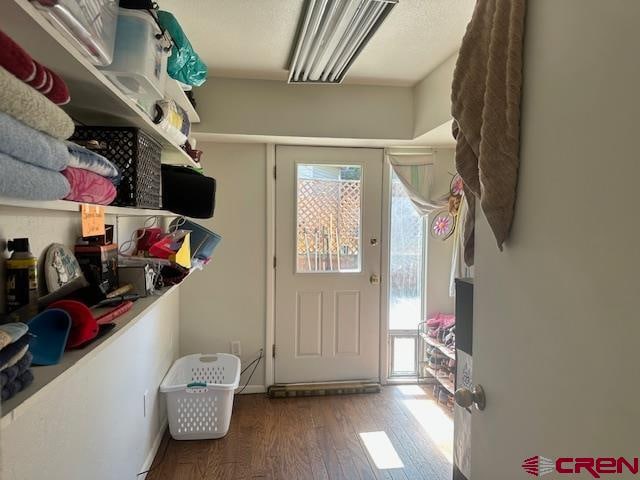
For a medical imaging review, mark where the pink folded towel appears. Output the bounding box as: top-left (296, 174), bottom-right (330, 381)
top-left (62, 167), bottom-right (116, 205)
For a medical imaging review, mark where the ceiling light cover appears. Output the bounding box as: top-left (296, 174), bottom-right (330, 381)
top-left (288, 0), bottom-right (398, 84)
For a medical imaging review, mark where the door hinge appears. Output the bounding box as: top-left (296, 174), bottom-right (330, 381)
top-left (273, 256), bottom-right (277, 269)
top-left (273, 165), bottom-right (277, 180)
top-left (272, 344), bottom-right (276, 358)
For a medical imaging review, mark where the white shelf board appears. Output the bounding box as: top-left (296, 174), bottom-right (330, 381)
top-left (0, 197), bottom-right (177, 217)
top-left (0, 0), bottom-right (198, 168)
top-left (165, 79), bottom-right (200, 124)
top-left (0, 283), bottom-right (185, 426)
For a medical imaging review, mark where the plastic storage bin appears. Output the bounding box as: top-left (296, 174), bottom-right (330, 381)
top-left (32, 0), bottom-right (118, 66)
top-left (160, 353), bottom-right (241, 440)
top-left (70, 126), bottom-right (162, 208)
top-left (99, 8), bottom-right (168, 118)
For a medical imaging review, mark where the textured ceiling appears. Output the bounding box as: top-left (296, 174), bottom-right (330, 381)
top-left (157, 0), bottom-right (475, 86)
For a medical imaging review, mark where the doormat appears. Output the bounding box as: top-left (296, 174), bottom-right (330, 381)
top-left (267, 381), bottom-right (381, 398)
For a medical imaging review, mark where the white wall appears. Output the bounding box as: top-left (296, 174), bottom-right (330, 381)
top-left (179, 143), bottom-right (267, 389)
top-left (195, 77), bottom-right (414, 141)
top-left (0, 287), bottom-right (180, 480)
top-left (471, 1), bottom-right (640, 477)
top-left (413, 53), bottom-right (457, 139)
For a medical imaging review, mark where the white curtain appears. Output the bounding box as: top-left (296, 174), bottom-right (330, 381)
top-left (386, 148), bottom-right (468, 298)
top-left (387, 149), bottom-right (448, 216)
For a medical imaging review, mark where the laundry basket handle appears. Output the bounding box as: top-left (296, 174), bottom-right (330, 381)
top-left (186, 382), bottom-right (207, 388)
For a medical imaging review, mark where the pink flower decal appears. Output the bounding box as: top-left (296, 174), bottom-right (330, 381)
top-left (433, 215), bottom-right (452, 236)
top-left (451, 174), bottom-right (464, 196)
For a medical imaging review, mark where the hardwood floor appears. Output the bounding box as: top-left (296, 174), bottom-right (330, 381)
top-left (146, 385), bottom-right (453, 480)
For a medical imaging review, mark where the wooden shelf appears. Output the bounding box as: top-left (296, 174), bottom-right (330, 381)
top-left (0, 197), bottom-right (177, 217)
top-left (424, 366), bottom-right (455, 394)
top-left (0, 0), bottom-right (198, 168)
top-left (166, 79), bottom-right (200, 124)
top-left (0, 280), bottom-right (187, 426)
top-left (420, 333), bottom-right (456, 360)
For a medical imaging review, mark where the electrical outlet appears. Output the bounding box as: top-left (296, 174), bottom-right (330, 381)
top-left (143, 389), bottom-right (149, 418)
top-left (231, 340), bottom-right (241, 357)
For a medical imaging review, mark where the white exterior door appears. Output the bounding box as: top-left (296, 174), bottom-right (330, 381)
top-left (275, 146), bottom-right (383, 384)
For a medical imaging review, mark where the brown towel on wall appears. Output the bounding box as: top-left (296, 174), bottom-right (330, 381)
top-left (451, 0), bottom-right (527, 266)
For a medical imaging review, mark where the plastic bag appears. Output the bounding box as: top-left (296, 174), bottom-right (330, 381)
top-left (157, 11), bottom-right (208, 86)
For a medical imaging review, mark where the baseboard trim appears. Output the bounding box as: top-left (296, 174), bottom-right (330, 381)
top-left (138, 421), bottom-right (168, 480)
top-left (235, 385), bottom-right (266, 395)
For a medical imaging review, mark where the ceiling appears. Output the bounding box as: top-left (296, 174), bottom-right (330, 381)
top-left (158, 0), bottom-right (475, 87)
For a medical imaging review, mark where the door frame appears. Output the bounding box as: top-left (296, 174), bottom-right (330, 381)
top-left (264, 143), bottom-right (389, 387)
top-left (379, 156), bottom-right (391, 384)
top-left (265, 144), bottom-right (276, 388)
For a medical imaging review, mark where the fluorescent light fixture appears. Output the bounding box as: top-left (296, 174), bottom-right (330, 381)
top-left (288, 0), bottom-right (398, 84)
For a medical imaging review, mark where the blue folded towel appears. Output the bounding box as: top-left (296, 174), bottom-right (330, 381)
top-left (1, 368), bottom-right (34, 401)
top-left (0, 112), bottom-right (69, 171)
top-left (66, 142), bottom-right (121, 185)
top-left (0, 351), bottom-right (32, 388)
top-left (0, 152), bottom-right (70, 200)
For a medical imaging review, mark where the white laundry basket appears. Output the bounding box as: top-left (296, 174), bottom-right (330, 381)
top-left (160, 353), bottom-right (241, 440)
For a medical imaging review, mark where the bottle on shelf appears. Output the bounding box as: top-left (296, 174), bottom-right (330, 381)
top-left (6, 238), bottom-right (38, 313)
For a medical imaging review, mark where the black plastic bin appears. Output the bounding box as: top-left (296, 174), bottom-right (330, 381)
top-left (70, 126), bottom-right (162, 209)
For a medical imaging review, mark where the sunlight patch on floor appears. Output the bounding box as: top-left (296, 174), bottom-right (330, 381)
top-left (403, 398), bottom-right (454, 463)
top-left (359, 431), bottom-right (405, 469)
top-left (396, 385), bottom-right (427, 396)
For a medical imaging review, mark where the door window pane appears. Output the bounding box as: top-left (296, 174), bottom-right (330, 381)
top-left (296, 164), bottom-right (362, 273)
top-left (389, 171), bottom-right (425, 330)
top-left (392, 336), bottom-right (417, 375)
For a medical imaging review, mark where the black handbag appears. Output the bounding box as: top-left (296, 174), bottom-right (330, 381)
top-left (161, 165), bottom-right (216, 219)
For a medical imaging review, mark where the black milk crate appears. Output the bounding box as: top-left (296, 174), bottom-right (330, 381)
top-left (70, 126), bottom-right (162, 209)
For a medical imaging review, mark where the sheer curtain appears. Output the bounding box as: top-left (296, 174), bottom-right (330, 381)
top-left (386, 149), bottom-right (447, 216)
top-left (386, 148), bottom-right (467, 298)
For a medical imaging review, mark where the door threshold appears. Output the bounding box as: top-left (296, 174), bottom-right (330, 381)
top-left (385, 377), bottom-right (419, 385)
top-left (268, 381), bottom-right (381, 398)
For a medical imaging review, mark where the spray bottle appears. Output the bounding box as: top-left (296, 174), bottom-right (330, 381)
top-left (6, 238), bottom-right (38, 313)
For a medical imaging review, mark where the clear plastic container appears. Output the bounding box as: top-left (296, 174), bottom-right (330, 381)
top-left (99, 9), bottom-right (169, 118)
top-left (32, 0), bottom-right (118, 66)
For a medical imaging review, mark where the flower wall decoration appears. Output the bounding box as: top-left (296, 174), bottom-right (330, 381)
top-left (429, 173), bottom-right (465, 241)
top-left (430, 212), bottom-right (456, 240)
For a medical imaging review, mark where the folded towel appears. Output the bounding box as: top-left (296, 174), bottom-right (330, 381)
top-left (0, 66), bottom-right (74, 140)
top-left (30, 63), bottom-right (47, 90)
top-left (62, 167), bottom-right (117, 205)
top-left (1, 369), bottom-right (34, 401)
top-left (0, 323), bottom-right (28, 350)
top-left (66, 142), bottom-right (121, 185)
top-left (0, 112), bottom-right (70, 171)
top-left (451, 0), bottom-right (527, 266)
top-left (0, 31), bottom-right (70, 105)
top-left (0, 334), bottom-right (30, 371)
top-left (0, 351), bottom-right (32, 388)
top-left (0, 152), bottom-right (70, 200)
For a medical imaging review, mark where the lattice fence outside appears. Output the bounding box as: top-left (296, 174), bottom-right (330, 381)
top-left (297, 178), bottom-right (361, 271)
